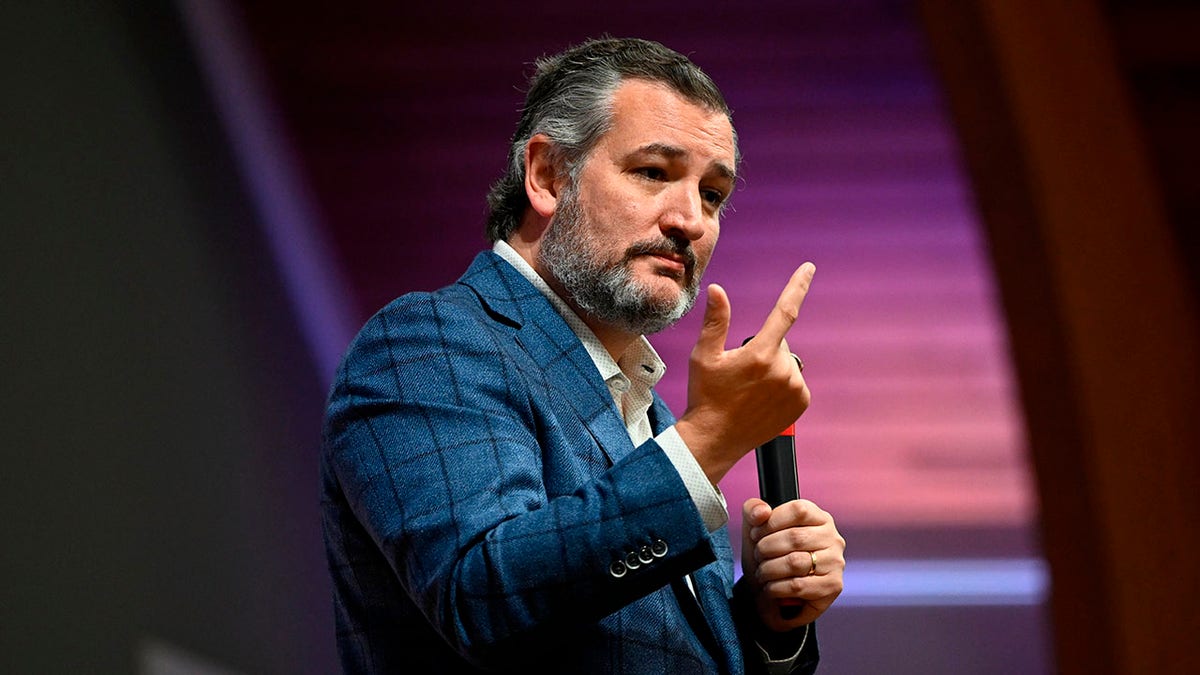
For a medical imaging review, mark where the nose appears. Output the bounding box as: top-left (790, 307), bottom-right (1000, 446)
top-left (658, 183), bottom-right (706, 241)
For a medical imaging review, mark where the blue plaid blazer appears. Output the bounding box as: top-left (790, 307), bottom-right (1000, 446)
top-left (321, 251), bottom-right (818, 673)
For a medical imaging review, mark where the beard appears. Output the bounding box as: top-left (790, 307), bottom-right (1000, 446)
top-left (538, 184), bottom-right (706, 336)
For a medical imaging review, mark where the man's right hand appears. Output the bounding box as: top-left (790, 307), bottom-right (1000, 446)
top-left (675, 263), bottom-right (816, 484)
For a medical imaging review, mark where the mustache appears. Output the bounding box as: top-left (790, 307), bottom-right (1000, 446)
top-left (622, 237), bottom-right (697, 274)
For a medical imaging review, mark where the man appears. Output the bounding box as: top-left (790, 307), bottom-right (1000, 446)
top-left (322, 37), bottom-right (845, 673)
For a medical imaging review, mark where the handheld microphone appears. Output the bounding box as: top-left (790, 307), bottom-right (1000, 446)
top-left (759, 423), bottom-right (804, 620)
top-left (743, 337), bottom-right (804, 620)
top-left (756, 424), bottom-right (799, 508)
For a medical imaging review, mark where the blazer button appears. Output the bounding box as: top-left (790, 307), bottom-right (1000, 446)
top-left (609, 560), bottom-right (627, 578)
top-left (625, 551), bottom-right (642, 570)
top-left (638, 545), bottom-right (654, 565)
top-left (651, 539), bottom-right (669, 558)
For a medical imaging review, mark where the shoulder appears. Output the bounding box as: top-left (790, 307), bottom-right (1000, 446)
top-left (324, 282), bottom-right (532, 432)
top-left (338, 282), bottom-right (503, 380)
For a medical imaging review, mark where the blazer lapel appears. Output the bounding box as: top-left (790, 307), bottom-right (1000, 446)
top-left (458, 251), bottom-right (635, 467)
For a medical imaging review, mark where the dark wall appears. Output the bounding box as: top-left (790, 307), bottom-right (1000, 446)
top-left (1, 3), bottom-right (333, 672)
top-left (920, 1), bottom-right (1200, 672)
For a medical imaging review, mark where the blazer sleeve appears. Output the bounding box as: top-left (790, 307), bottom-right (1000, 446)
top-left (323, 292), bottom-right (718, 665)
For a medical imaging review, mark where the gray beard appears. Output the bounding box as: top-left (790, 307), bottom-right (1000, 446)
top-left (538, 185), bottom-right (703, 336)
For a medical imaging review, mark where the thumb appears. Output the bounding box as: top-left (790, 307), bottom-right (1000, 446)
top-left (742, 498), bottom-right (772, 532)
top-left (694, 283), bottom-right (731, 358)
top-left (740, 498), bottom-right (771, 578)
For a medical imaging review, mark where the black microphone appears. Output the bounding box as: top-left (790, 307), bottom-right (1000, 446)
top-left (743, 336), bottom-right (804, 620)
top-left (759, 424), bottom-right (804, 621)
top-left (756, 424), bottom-right (799, 508)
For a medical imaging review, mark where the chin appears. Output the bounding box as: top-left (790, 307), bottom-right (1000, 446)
top-left (638, 275), bottom-right (685, 299)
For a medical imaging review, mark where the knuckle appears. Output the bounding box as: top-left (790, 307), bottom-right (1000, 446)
top-left (751, 350), bottom-right (774, 371)
top-left (789, 529), bottom-right (807, 549)
top-left (775, 302), bottom-right (798, 324)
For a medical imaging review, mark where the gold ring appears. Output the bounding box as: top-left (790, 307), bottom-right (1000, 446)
top-left (791, 353), bottom-right (804, 373)
top-left (807, 550), bottom-right (818, 576)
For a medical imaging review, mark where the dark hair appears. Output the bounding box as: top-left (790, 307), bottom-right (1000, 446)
top-left (485, 37), bottom-right (736, 242)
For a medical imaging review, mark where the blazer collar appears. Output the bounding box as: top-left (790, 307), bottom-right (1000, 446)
top-left (457, 251), bottom-right (638, 466)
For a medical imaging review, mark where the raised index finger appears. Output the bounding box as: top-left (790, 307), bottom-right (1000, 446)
top-left (753, 263), bottom-right (816, 348)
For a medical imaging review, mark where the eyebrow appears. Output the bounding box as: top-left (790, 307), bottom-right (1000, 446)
top-left (632, 143), bottom-right (737, 183)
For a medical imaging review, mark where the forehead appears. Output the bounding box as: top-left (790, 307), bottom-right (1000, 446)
top-left (596, 79), bottom-right (737, 172)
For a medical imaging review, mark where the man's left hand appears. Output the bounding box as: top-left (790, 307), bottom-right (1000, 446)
top-left (741, 498), bottom-right (845, 632)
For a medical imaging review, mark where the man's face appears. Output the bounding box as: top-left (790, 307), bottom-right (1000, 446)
top-left (538, 78), bottom-right (737, 335)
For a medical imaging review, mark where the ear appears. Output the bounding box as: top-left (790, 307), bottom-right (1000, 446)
top-left (524, 134), bottom-right (562, 219)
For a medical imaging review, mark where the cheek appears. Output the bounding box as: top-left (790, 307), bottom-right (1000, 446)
top-left (587, 186), bottom-right (642, 230)
top-left (618, 196), bottom-right (647, 226)
top-left (698, 225), bottom-right (719, 255)
top-left (694, 237), bottom-right (717, 271)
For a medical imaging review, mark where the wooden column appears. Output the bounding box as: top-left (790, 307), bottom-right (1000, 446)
top-left (918, 1), bottom-right (1200, 673)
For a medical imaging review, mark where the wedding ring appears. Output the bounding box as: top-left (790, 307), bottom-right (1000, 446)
top-left (807, 550), bottom-right (818, 576)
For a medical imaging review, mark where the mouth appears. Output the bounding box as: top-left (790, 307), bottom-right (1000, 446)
top-left (626, 240), bottom-right (696, 282)
top-left (632, 252), bottom-right (693, 285)
top-left (643, 252), bottom-right (688, 275)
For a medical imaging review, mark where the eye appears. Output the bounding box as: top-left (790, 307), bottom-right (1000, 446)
top-left (701, 188), bottom-right (727, 208)
top-left (633, 166), bottom-right (667, 181)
